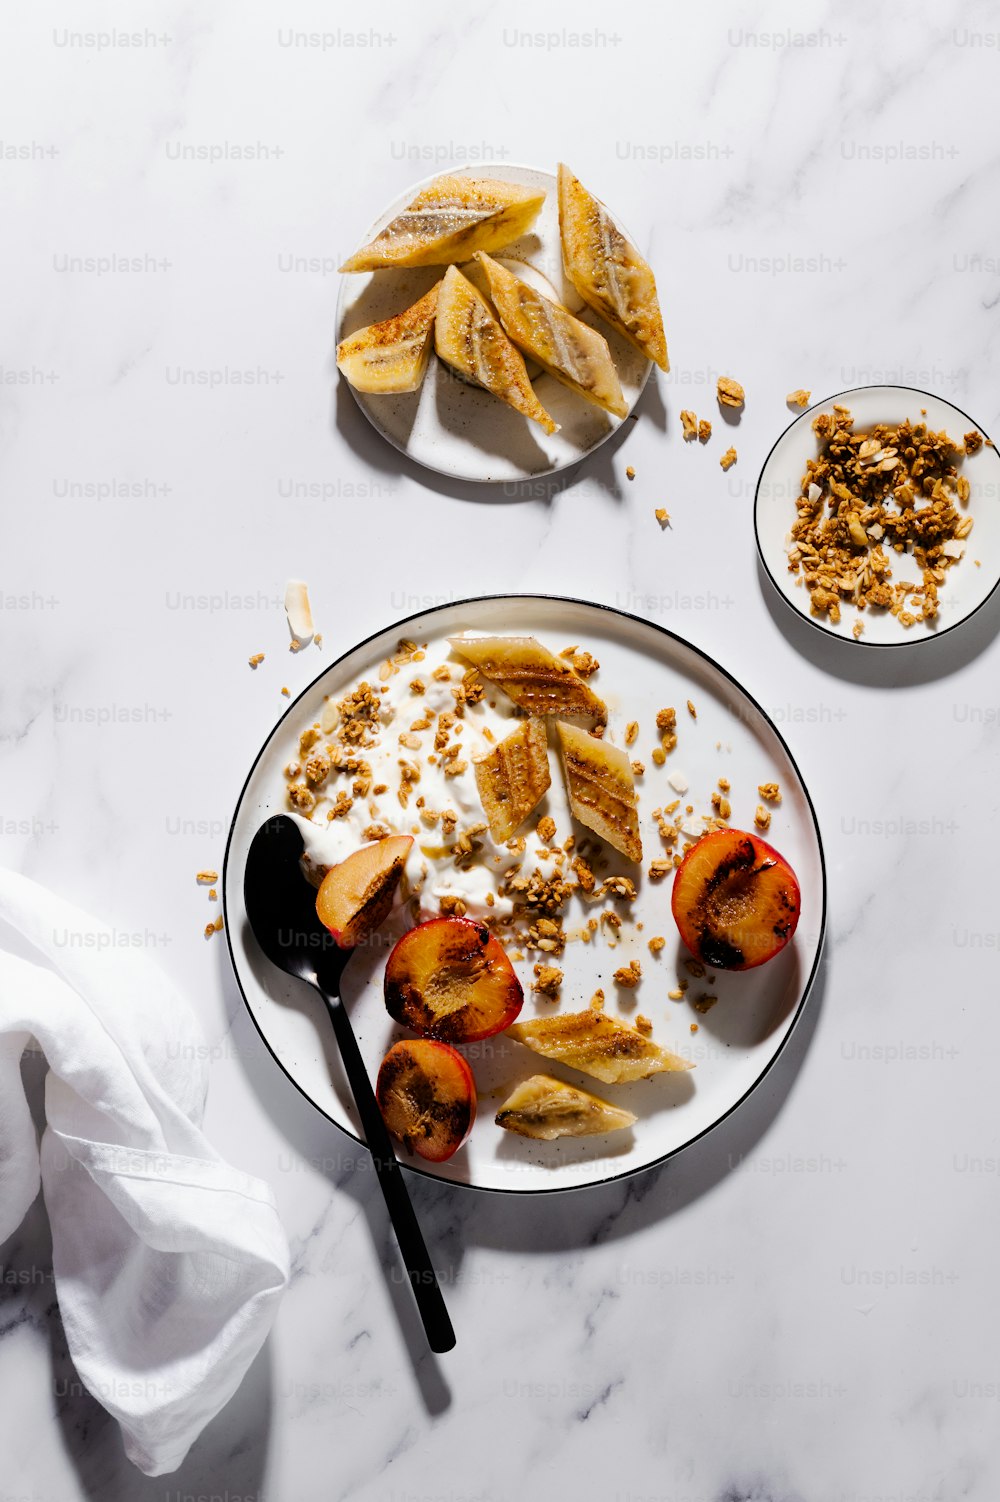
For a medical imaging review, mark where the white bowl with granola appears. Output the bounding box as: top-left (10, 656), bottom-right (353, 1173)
top-left (755, 386), bottom-right (1000, 646)
top-left (223, 596), bottom-right (826, 1194)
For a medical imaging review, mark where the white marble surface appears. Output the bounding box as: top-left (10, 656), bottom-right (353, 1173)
top-left (2, 2), bottom-right (999, 1498)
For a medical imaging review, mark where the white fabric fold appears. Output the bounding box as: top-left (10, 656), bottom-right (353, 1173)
top-left (0, 868), bottom-right (289, 1475)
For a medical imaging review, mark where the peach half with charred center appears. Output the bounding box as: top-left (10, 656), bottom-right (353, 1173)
top-left (315, 835), bottom-right (413, 949)
top-left (376, 1040), bottom-right (476, 1162)
top-left (384, 916), bottom-right (524, 1042)
top-left (671, 828), bottom-right (800, 971)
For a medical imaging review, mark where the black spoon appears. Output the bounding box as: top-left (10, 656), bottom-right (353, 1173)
top-left (243, 813), bottom-right (455, 1354)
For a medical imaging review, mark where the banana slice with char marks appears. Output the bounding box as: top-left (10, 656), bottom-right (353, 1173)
top-left (448, 635), bottom-right (606, 722)
top-left (473, 717), bottom-right (550, 842)
top-left (475, 252), bottom-right (628, 419)
top-left (435, 267), bottom-right (558, 434)
top-left (336, 282), bottom-right (441, 394)
top-left (557, 720), bottom-right (642, 861)
top-left (558, 163), bottom-right (668, 372)
top-left (340, 175), bottom-right (545, 272)
top-left (507, 1011), bottom-right (692, 1084)
top-left (496, 1073), bottom-right (636, 1140)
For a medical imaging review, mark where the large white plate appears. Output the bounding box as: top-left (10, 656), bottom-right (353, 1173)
top-left (335, 164), bottom-right (652, 482)
top-left (755, 385), bottom-right (1000, 647)
top-left (223, 597), bottom-right (826, 1195)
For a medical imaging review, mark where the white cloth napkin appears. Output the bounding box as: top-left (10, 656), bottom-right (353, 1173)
top-left (0, 868), bottom-right (289, 1476)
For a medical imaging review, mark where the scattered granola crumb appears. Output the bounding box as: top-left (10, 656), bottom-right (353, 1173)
top-left (439, 894), bottom-right (467, 917)
top-left (718, 777), bottom-right (730, 792)
top-left (561, 648), bottom-right (600, 676)
top-left (204, 915), bottom-right (224, 939)
top-left (625, 720), bottom-right (639, 746)
top-left (690, 1022), bottom-right (699, 1033)
top-left (710, 792), bottom-right (731, 820)
top-left (717, 376), bottom-right (745, 410)
top-left (698, 419), bottom-right (712, 442)
top-left (626, 465), bottom-right (636, 480)
top-left (536, 814), bottom-right (556, 844)
top-left (196, 870), bottom-right (218, 885)
top-left (248, 653), bottom-right (265, 669)
top-left (532, 964), bottom-right (563, 998)
top-left (648, 935), bottom-right (666, 955)
top-left (613, 959), bottom-right (642, 988)
top-left (964, 430), bottom-right (983, 455)
top-left (720, 446), bottom-right (738, 471)
top-left (668, 988), bottom-right (686, 1000)
top-left (686, 699), bottom-right (697, 719)
top-left (651, 747), bottom-right (666, 766)
top-left (684, 958), bottom-right (706, 978)
top-left (648, 859), bottom-right (672, 881)
top-left (758, 782), bottom-right (782, 803)
top-left (692, 993), bottom-right (718, 1014)
top-left (635, 1014), bottom-right (653, 1034)
top-left (208, 888), bottom-right (217, 901)
top-left (680, 409), bottom-right (698, 441)
top-left (281, 686), bottom-right (290, 697)
top-left (631, 759), bottom-right (645, 776)
top-left (787, 389), bottom-right (811, 409)
top-left (754, 805), bottom-right (772, 831)
top-left (589, 988), bottom-right (605, 1012)
top-left (654, 507), bottom-right (670, 528)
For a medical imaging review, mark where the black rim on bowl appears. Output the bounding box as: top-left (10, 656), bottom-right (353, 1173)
top-left (753, 384), bottom-right (1000, 650)
top-left (222, 593), bottom-right (828, 1195)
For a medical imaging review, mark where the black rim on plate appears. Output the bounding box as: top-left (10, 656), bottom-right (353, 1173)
top-left (753, 384), bottom-right (1000, 650)
top-left (222, 593), bottom-right (828, 1195)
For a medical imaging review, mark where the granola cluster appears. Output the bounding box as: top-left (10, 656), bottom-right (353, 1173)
top-left (787, 406), bottom-right (980, 628)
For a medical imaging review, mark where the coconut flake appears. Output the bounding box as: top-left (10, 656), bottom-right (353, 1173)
top-left (667, 772), bottom-right (689, 795)
top-left (941, 539), bottom-right (965, 559)
top-left (808, 482), bottom-right (822, 503)
top-left (285, 579), bottom-right (314, 644)
top-left (867, 523), bottom-right (884, 540)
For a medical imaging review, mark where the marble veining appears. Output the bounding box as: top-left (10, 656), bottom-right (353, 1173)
top-left (2, 1), bottom-right (999, 1499)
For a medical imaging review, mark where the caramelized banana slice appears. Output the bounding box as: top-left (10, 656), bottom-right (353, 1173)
top-left (507, 1011), bottom-right (692, 1083)
top-left (557, 721), bottom-right (642, 861)
top-left (435, 267), bottom-right (558, 434)
top-left (336, 283), bottom-right (441, 394)
top-left (558, 163), bottom-right (668, 371)
top-left (448, 635), bottom-right (606, 722)
top-left (340, 175), bottom-right (545, 272)
top-left (475, 253), bottom-right (628, 418)
top-left (496, 1074), bottom-right (636, 1139)
top-left (473, 718), bottom-right (550, 842)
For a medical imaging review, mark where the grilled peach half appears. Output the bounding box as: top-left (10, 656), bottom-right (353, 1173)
top-left (671, 828), bottom-right (800, 971)
top-left (315, 835), bottom-right (412, 949)
top-left (384, 916), bottom-right (523, 1042)
top-left (376, 1040), bottom-right (476, 1162)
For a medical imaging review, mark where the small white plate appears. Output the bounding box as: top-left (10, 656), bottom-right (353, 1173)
top-left (223, 596), bottom-right (826, 1195)
top-left (755, 385), bottom-right (1000, 647)
top-left (335, 164), bottom-right (652, 483)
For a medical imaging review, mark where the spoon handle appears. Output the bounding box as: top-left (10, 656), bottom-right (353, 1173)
top-left (316, 983), bottom-right (456, 1354)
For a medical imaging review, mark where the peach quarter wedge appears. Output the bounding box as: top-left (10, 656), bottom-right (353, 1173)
top-left (315, 835), bottom-right (413, 948)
